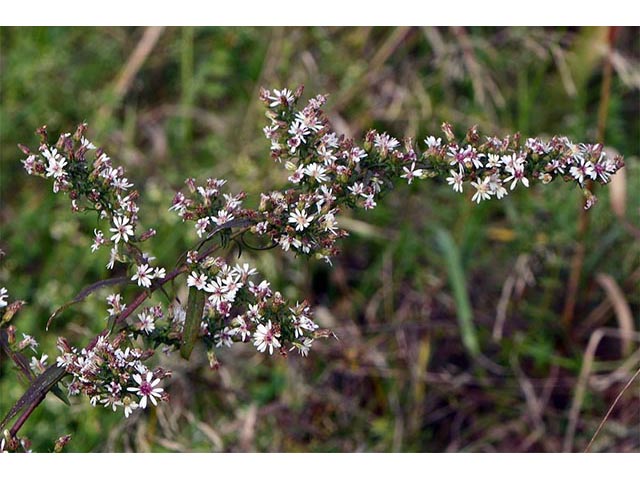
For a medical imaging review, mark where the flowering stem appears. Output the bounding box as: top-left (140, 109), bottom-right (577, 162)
top-left (4, 226), bottom-right (252, 438)
top-left (562, 27), bottom-right (619, 329)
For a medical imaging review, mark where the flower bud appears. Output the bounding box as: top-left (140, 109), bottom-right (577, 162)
top-left (441, 122), bottom-right (455, 142)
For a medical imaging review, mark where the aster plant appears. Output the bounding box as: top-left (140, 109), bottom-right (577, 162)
top-left (0, 86), bottom-right (624, 452)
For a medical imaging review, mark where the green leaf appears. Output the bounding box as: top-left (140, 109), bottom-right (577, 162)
top-left (435, 228), bottom-right (480, 358)
top-left (180, 286), bottom-right (206, 360)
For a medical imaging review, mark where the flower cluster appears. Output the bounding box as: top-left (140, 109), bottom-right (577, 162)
top-left (10, 86), bottom-right (625, 430)
top-left (434, 129), bottom-right (623, 208)
top-left (169, 177), bottom-right (249, 240)
top-left (19, 125), bottom-right (165, 285)
top-left (185, 256), bottom-right (319, 358)
top-left (56, 333), bottom-right (168, 418)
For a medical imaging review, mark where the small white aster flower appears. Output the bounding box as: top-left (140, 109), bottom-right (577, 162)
top-left (363, 194), bottom-right (377, 210)
top-left (195, 217), bottom-right (210, 238)
top-left (127, 371), bottom-right (163, 409)
top-left (304, 163), bottom-right (329, 183)
top-left (137, 311), bottom-right (156, 334)
top-left (214, 327), bottom-right (235, 348)
top-left (45, 155), bottom-right (68, 179)
top-left (131, 263), bottom-right (154, 288)
top-left (288, 208), bottom-right (314, 232)
top-left (268, 88), bottom-right (295, 108)
top-left (253, 320), bottom-right (281, 355)
top-left (373, 132), bottom-right (400, 155)
top-left (110, 216), bottom-right (134, 244)
top-left (29, 354), bottom-right (48, 374)
top-left (471, 177), bottom-right (492, 203)
top-left (424, 136), bottom-right (442, 149)
top-left (122, 396), bottom-right (139, 418)
top-left (106, 247), bottom-right (118, 270)
top-left (488, 174), bottom-right (508, 199)
top-left (187, 271), bottom-right (208, 290)
top-left (569, 158), bottom-right (596, 185)
top-left (81, 137), bottom-right (96, 150)
top-left (348, 182), bottom-right (365, 196)
top-left (504, 165), bottom-right (530, 190)
top-left (446, 169), bottom-right (464, 193)
top-left (211, 209), bottom-right (235, 226)
top-left (401, 162), bottom-right (424, 185)
top-left (289, 337), bottom-right (313, 357)
top-left (91, 229), bottom-right (105, 253)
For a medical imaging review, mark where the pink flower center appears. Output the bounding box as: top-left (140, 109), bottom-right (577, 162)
top-left (139, 381), bottom-right (153, 396)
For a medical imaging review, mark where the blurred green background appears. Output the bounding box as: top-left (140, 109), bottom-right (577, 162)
top-left (0, 26), bottom-right (638, 452)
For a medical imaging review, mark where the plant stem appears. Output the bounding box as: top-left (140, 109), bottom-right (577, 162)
top-left (5, 226), bottom-right (252, 438)
top-left (561, 26), bottom-right (618, 330)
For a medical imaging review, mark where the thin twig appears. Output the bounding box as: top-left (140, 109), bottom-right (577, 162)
top-left (584, 365), bottom-right (640, 452)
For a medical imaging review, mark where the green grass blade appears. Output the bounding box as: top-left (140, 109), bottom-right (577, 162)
top-left (435, 228), bottom-right (480, 358)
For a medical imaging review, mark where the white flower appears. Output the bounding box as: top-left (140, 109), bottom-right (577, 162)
top-left (153, 267), bottom-right (166, 279)
top-left (446, 169), bottom-right (464, 193)
top-left (288, 119), bottom-right (310, 142)
top-left (363, 194), bottom-right (377, 210)
top-left (0, 287), bottom-right (8, 308)
top-left (81, 137), bottom-right (96, 150)
top-left (488, 175), bottom-right (508, 199)
top-left (22, 155), bottom-right (37, 174)
top-left (112, 176), bottom-right (133, 191)
top-left (187, 271), bottom-right (208, 290)
top-left (107, 247), bottom-right (118, 270)
top-left (288, 208), bottom-right (314, 232)
top-left (504, 165), bottom-right (530, 190)
top-left (211, 209), bottom-right (234, 226)
top-left (373, 132), bottom-right (400, 155)
top-left (195, 217), bottom-right (210, 238)
top-left (424, 136), bottom-right (442, 149)
top-left (43, 148), bottom-right (68, 179)
top-left (471, 177), bottom-right (492, 203)
top-left (234, 263), bottom-right (257, 281)
top-left (304, 163), bottom-right (328, 183)
top-left (268, 88), bottom-right (295, 107)
top-left (569, 158), bottom-right (596, 185)
top-left (214, 327), bottom-right (235, 348)
top-left (106, 293), bottom-right (125, 316)
top-left (21, 333), bottom-right (39, 353)
top-left (232, 316), bottom-right (251, 341)
top-left (321, 211), bottom-right (339, 235)
top-left (401, 162), bottom-right (424, 185)
top-left (131, 264), bottom-right (154, 288)
top-left (110, 216), bottom-right (134, 244)
top-left (289, 337), bottom-right (313, 357)
top-left (127, 372), bottom-right (163, 409)
top-left (486, 153), bottom-right (501, 168)
top-left (122, 396), bottom-right (139, 418)
top-left (348, 182), bottom-right (365, 196)
top-left (29, 354), bottom-right (48, 373)
top-left (91, 229), bottom-right (105, 252)
top-left (137, 311), bottom-right (156, 334)
top-left (253, 320), bottom-right (281, 355)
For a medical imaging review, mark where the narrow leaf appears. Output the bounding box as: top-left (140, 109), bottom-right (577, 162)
top-left (180, 286), bottom-right (206, 360)
top-left (47, 276), bottom-right (128, 330)
top-left (435, 228), bottom-right (480, 357)
top-left (0, 365), bottom-right (68, 431)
